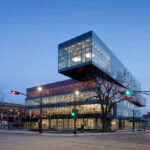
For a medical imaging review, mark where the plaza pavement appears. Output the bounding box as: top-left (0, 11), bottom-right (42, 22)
top-left (0, 130), bottom-right (150, 150)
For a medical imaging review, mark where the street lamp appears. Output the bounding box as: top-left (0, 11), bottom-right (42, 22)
top-left (74, 90), bottom-right (79, 134)
top-left (37, 86), bottom-right (43, 134)
top-left (37, 87), bottom-right (42, 92)
top-left (75, 90), bottom-right (79, 95)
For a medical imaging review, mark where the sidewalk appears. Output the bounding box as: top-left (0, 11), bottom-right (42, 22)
top-left (116, 129), bottom-right (146, 133)
top-left (0, 129), bottom-right (145, 137)
top-left (0, 129), bottom-right (81, 136)
top-left (0, 129), bottom-right (38, 135)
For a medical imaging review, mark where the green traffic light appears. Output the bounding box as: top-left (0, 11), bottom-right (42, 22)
top-left (71, 112), bottom-right (76, 117)
top-left (71, 109), bottom-right (77, 118)
top-left (120, 90), bottom-right (132, 96)
top-left (125, 90), bottom-right (132, 96)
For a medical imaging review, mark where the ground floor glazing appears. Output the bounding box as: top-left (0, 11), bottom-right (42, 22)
top-left (24, 117), bottom-right (143, 131)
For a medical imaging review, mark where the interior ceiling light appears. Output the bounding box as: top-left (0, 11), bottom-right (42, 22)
top-left (72, 57), bottom-right (81, 62)
top-left (86, 53), bottom-right (91, 58)
top-left (86, 53), bottom-right (94, 58)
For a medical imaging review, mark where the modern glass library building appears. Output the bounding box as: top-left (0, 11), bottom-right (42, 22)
top-left (25, 31), bottom-right (145, 130)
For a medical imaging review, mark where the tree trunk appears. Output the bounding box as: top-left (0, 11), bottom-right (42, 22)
top-left (102, 115), bottom-right (107, 132)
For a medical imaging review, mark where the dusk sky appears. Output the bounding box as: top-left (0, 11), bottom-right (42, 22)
top-left (0, 0), bottom-right (150, 114)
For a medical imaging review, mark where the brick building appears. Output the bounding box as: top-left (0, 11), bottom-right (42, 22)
top-left (0, 102), bottom-right (25, 129)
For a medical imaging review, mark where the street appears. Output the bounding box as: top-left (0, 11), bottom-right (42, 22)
top-left (0, 132), bottom-right (150, 150)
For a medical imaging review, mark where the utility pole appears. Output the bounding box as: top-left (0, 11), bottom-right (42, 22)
top-left (133, 110), bottom-right (135, 132)
top-left (39, 93), bottom-right (43, 134)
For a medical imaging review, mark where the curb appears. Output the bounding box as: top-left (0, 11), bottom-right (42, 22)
top-left (0, 130), bottom-right (145, 137)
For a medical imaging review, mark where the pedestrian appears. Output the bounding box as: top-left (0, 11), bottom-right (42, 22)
top-left (109, 125), bottom-right (112, 131)
top-left (81, 123), bottom-right (84, 133)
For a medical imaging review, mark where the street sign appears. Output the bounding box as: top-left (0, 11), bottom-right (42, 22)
top-left (35, 100), bottom-right (42, 103)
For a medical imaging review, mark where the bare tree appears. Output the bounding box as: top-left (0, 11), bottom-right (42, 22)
top-left (0, 87), bottom-right (5, 102)
top-left (84, 69), bottom-right (136, 131)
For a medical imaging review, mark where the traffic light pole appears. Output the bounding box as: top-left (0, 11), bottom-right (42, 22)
top-left (11, 89), bottom-right (43, 133)
top-left (74, 97), bottom-right (77, 134)
top-left (11, 91), bottom-right (32, 130)
top-left (120, 90), bottom-right (150, 96)
top-left (133, 110), bottom-right (135, 132)
top-left (133, 91), bottom-right (150, 95)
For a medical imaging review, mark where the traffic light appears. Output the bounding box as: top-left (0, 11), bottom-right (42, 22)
top-left (71, 109), bottom-right (77, 118)
top-left (120, 90), bottom-right (132, 96)
top-left (11, 90), bottom-right (20, 95)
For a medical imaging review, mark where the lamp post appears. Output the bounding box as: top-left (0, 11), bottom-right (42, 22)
top-left (132, 109), bottom-right (141, 132)
top-left (49, 114), bottom-right (51, 129)
top-left (74, 90), bottom-right (79, 134)
top-left (37, 86), bottom-right (43, 134)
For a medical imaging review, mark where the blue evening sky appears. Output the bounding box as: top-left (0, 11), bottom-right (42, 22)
top-left (0, 0), bottom-right (150, 114)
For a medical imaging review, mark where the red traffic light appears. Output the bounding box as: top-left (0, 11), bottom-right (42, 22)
top-left (11, 90), bottom-right (20, 95)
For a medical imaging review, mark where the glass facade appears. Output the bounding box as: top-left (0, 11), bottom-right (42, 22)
top-left (25, 31), bottom-right (144, 130)
top-left (25, 79), bottom-right (141, 130)
top-left (58, 31), bottom-right (141, 90)
top-left (59, 38), bottom-right (92, 70)
top-left (117, 101), bottom-right (141, 118)
top-left (26, 92), bottom-right (102, 116)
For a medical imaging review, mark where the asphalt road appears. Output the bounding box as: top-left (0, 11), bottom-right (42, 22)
top-left (0, 132), bottom-right (150, 150)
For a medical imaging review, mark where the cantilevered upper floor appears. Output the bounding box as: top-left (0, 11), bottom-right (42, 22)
top-left (58, 31), bottom-right (141, 90)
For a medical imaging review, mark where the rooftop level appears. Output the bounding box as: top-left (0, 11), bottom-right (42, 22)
top-left (58, 31), bottom-right (141, 90)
